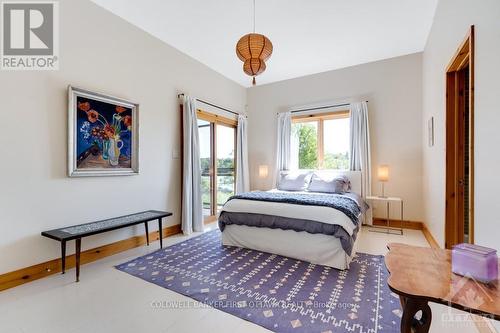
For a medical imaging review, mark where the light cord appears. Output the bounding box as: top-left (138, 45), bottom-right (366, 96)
top-left (253, 0), bottom-right (256, 33)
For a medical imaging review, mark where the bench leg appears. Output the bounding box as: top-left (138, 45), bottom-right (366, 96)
top-left (158, 218), bottom-right (163, 249)
top-left (61, 240), bottom-right (66, 274)
top-left (75, 238), bottom-right (81, 282)
top-left (144, 221), bottom-right (150, 246)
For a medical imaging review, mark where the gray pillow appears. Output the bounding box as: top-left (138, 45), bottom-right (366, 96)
top-left (277, 171), bottom-right (312, 191)
top-left (307, 173), bottom-right (351, 193)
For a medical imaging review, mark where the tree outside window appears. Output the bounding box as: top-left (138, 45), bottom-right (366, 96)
top-left (292, 122), bottom-right (318, 169)
top-left (291, 112), bottom-right (350, 170)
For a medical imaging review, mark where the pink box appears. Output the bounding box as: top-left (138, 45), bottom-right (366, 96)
top-left (452, 243), bottom-right (498, 283)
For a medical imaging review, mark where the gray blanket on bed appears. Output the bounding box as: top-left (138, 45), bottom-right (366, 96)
top-left (226, 191), bottom-right (361, 224)
top-left (218, 191), bottom-right (362, 255)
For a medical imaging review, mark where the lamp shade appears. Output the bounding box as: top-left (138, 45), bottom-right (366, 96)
top-left (258, 165), bottom-right (269, 179)
top-left (236, 33), bottom-right (273, 62)
top-left (378, 165), bottom-right (389, 182)
top-left (243, 58), bottom-right (266, 77)
top-left (236, 33), bottom-right (273, 85)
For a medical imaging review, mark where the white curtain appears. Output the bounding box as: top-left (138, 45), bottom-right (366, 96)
top-left (290, 126), bottom-right (299, 170)
top-left (181, 96), bottom-right (203, 234)
top-left (235, 115), bottom-right (250, 193)
top-left (276, 111), bottom-right (292, 185)
top-left (349, 101), bottom-right (373, 224)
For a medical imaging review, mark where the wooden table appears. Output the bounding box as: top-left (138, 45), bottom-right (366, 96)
top-left (385, 243), bottom-right (500, 333)
top-left (41, 210), bottom-right (172, 282)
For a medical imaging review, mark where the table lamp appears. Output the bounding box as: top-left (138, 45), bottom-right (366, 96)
top-left (258, 165), bottom-right (269, 179)
top-left (377, 165), bottom-right (389, 198)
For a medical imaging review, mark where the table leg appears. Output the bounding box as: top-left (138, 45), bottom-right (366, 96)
top-left (61, 240), bottom-right (66, 274)
top-left (401, 297), bottom-right (432, 333)
top-left (400, 200), bottom-right (404, 235)
top-left (399, 295), bottom-right (407, 308)
top-left (386, 201), bottom-right (390, 232)
top-left (158, 218), bottom-right (163, 249)
top-left (75, 238), bottom-right (81, 282)
top-left (144, 221), bottom-right (150, 246)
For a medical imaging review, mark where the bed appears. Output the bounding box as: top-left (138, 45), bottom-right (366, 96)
top-left (218, 171), bottom-right (368, 270)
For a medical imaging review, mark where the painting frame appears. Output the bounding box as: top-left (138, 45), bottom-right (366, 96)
top-left (68, 86), bottom-right (139, 177)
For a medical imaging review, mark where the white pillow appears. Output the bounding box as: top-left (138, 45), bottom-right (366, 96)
top-left (307, 173), bottom-right (351, 193)
top-left (277, 171), bottom-right (312, 191)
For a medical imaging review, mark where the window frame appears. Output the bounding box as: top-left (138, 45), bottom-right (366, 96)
top-left (291, 110), bottom-right (350, 170)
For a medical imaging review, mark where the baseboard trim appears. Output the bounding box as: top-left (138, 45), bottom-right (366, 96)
top-left (372, 218), bottom-right (423, 230)
top-left (0, 224), bottom-right (182, 292)
top-left (421, 223), bottom-right (440, 249)
top-left (204, 216), bottom-right (217, 225)
top-left (420, 223), bottom-right (497, 333)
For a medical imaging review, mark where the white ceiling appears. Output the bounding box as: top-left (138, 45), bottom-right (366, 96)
top-left (90, 0), bottom-right (438, 87)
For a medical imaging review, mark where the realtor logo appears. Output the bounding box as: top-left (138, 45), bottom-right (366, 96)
top-left (1, 1), bottom-right (59, 70)
top-left (441, 274), bottom-right (495, 329)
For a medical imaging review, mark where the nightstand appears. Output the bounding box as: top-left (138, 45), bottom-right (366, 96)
top-left (366, 196), bottom-right (404, 235)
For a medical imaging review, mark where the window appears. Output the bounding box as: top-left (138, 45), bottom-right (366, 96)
top-left (291, 111), bottom-right (350, 170)
top-left (197, 110), bottom-right (236, 222)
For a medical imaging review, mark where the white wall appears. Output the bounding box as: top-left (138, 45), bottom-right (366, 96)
top-left (422, 0), bottom-right (500, 250)
top-left (246, 54), bottom-right (424, 222)
top-left (0, 0), bottom-right (246, 274)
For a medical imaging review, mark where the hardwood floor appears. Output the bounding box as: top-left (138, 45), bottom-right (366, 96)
top-left (0, 224), bottom-right (484, 333)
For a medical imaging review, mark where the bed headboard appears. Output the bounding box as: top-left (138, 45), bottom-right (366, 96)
top-left (313, 170), bottom-right (363, 196)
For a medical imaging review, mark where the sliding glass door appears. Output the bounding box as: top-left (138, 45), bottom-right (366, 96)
top-left (216, 124), bottom-right (236, 211)
top-left (198, 119), bottom-right (212, 218)
top-left (197, 113), bottom-right (236, 222)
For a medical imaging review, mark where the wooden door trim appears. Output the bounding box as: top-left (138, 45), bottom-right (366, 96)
top-left (446, 26), bottom-right (474, 72)
top-left (445, 25), bottom-right (474, 248)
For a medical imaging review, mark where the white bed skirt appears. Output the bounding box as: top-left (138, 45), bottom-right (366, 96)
top-left (221, 224), bottom-right (357, 270)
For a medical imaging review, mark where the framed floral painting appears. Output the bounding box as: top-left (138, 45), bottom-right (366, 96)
top-left (68, 86), bottom-right (139, 177)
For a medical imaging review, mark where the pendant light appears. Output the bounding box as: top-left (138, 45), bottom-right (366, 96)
top-left (235, 0), bottom-right (273, 85)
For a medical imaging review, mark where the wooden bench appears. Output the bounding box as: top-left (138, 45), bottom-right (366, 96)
top-left (41, 210), bottom-right (172, 282)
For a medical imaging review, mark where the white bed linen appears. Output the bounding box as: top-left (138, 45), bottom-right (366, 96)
top-left (222, 224), bottom-right (357, 270)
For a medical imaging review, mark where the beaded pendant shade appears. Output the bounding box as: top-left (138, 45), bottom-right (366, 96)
top-left (236, 1), bottom-right (273, 85)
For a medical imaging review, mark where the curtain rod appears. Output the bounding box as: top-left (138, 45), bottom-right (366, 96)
top-left (177, 93), bottom-right (245, 117)
top-left (285, 101), bottom-right (369, 114)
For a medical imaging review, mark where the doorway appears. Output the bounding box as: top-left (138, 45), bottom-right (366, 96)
top-left (445, 26), bottom-right (474, 249)
top-left (197, 110), bottom-right (237, 223)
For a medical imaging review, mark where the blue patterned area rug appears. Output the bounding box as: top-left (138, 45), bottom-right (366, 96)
top-left (116, 230), bottom-right (401, 333)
